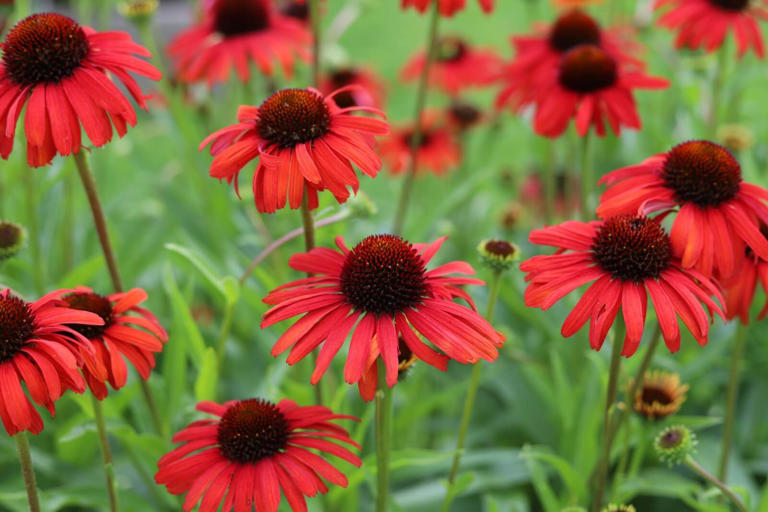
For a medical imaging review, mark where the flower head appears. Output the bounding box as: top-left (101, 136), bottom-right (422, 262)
top-left (0, 221), bottom-right (25, 261)
top-left (598, 140), bottom-right (768, 280)
top-left (401, 36), bottom-right (502, 95)
top-left (155, 398), bottom-right (360, 512)
top-left (379, 113), bottom-right (461, 176)
top-left (167, 0), bottom-right (311, 86)
top-left (261, 235), bottom-right (505, 391)
top-left (629, 370), bottom-right (689, 420)
top-left (654, 424), bottom-right (697, 465)
top-left (62, 287), bottom-right (167, 400)
top-left (118, 0), bottom-right (159, 22)
top-left (401, 0), bottom-right (495, 17)
top-left (496, 9), bottom-right (645, 113)
top-left (520, 215), bottom-right (725, 355)
top-left (447, 100), bottom-right (483, 131)
top-left (601, 505), bottom-right (637, 512)
top-left (200, 87), bottom-right (389, 213)
top-left (0, 288), bottom-right (105, 435)
top-left (655, 0), bottom-right (768, 58)
top-left (0, 13), bottom-right (161, 166)
top-left (528, 44), bottom-right (668, 137)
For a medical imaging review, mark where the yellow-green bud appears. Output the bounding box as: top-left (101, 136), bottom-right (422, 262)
top-left (0, 221), bottom-right (25, 261)
top-left (654, 425), bottom-right (697, 466)
top-left (118, 0), bottom-right (159, 22)
top-left (601, 505), bottom-right (636, 512)
top-left (478, 239), bottom-right (519, 272)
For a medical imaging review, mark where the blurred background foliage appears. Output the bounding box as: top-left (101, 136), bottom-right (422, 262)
top-left (1, 0), bottom-right (768, 511)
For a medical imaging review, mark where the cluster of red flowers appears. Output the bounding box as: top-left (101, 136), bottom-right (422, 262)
top-left (3, 0), bottom-right (768, 511)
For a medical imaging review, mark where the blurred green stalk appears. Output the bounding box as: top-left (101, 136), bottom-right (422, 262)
top-left (393, 1), bottom-right (440, 236)
top-left (14, 432), bottom-right (41, 512)
top-left (579, 132), bottom-right (593, 220)
top-left (686, 456), bottom-right (747, 512)
top-left (592, 321), bottom-right (625, 512)
top-left (441, 269), bottom-right (503, 511)
top-left (375, 358), bottom-right (394, 512)
top-left (718, 323), bottom-right (747, 482)
top-left (22, 170), bottom-right (44, 295)
top-left (92, 396), bottom-right (120, 512)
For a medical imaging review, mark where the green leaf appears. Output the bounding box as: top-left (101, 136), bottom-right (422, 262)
top-left (162, 263), bottom-right (207, 367)
top-left (165, 243), bottom-right (228, 302)
top-left (442, 472), bottom-right (475, 504)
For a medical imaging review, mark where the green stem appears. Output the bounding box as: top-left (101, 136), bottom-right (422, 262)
top-left (544, 141), bottom-right (556, 224)
top-left (592, 321), bottom-right (625, 512)
top-left (72, 152), bottom-right (165, 436)
top-left (709, 46), bottom-right (729, 136)
top-left (310, 0), bottom-right (321, 86)
top-left (299, 195), bottom-right (323, 408)
top-left (14, 432), bottom-right (41, 512)
top-left (215, 302), bottom-right (235, 374)
top-left (375, 359), bottom-right (394, 512)
top-left (22, 170), bottom-right (44, 295)
top-left (91, 396), bottom-right (120, 512)
top-left (718, 323), bottom-right (747, 482)
top-left (686, 457), bottom-right (748, 512)
top-left (441, 270), bottom-right (503, 511)
top-left (62, 165), bottom-right (76, 273)
top-left (579, 132), bottom-right (593, 220)
top-left (392, 1), bottom-right (440, 236)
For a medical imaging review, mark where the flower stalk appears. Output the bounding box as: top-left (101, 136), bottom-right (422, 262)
top-left (718, 323), bottom-right (747, 481)
top-left (686, 457), bottom-right (747, 512)
top-left (14, 432), bottom-right (41, 512)
top-left (442, 268), bottom-right (503, 511)
top-left (92, 396), bottom-right (120, 512)
top-left (375, 358), bottom-right (395, 512)
top-left (580, 132), bottom-right (593, 220)
top-left (393, 1), bottom-right (440, 235)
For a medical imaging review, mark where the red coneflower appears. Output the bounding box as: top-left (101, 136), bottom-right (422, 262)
top-left (722, 225), bottom-right (768, 322)
top-left (0, 289), bottom-right (104, 435)
top-left (401, 36), bottom-right (502, 95)
top-left (528, 44), bottom-right (668, 137)
top-left (655, 0), bottom-right (768, 58)
top-left (167, 0), bottom-right (311, 87)
top-left (0, 13), bottom-right (161, 167)
top-left (62, 287), bottom-right (167, 400)
top-left (520, 214), bottom-right (725, 355)
top-left (200, 87), bottom-right (389, 213)
top-left (379, 113), bottom-right (461, 176)
top-left (402, 0), bottom-right (494, 16)
top-left (319, 67), bottom-right (387, 109)
top-left (358, 337), bottom-right (419, 401)
top-left (261, 234), bottom-right (505, 389)
top-left (496, 9), bottom-right (644, 112)
top-left (155, 398), bottom-right (360, 512)
top-left (598, 140), bottom-right (768, 280)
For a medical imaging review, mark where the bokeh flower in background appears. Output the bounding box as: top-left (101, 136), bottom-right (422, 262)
top-left (155, 398), bottom-right (360, 512)
top-left (319, 67), bottom-right (387, 109)
top-left (629, 370), bottom-right (689, 420)
top-left (402, 0), bottom-right (495, 17)
top-left (598, 140), bottom-right (768, 279)
top-left (167, 0), bottom-right (311, 86)
top-left (0, 13), bottom-right (161, 166)
top-left (201, 87), bottom-right (389, 213)
top-left (261, 234), bottom-right (505, 390)
top-left (62, 287), bottom-right (167, 400)
top-left (0, 221), bottom-right (25, 262)
top-left (0, 289), bottom-right (104, 435)
top-left (655, 0), bottom-right (768, 58)
top-left (521, 214), bottom-right (725, 355)
top-left (401, 36), bottom-right (502, 95)
top-left (379, 112), bottom-right (461, 175)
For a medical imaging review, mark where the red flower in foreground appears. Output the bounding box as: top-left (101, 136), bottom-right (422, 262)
top-left (496, 9), bottom-right (644, 112)
top-left (528, 44), bottom-right (668, 137)
top-left (401, 36), bottom-right (502, 95)
top-left (598, 140), bottom-right (768, 280)
top-left (357, 337), bottom-right (418, 401)
top-left (261, 235), bottom-right (505, 391)
top-left (0, 13), bottom-right (161, 167)
top-left (155, 398), bottom-right (360, 512)
top-left (0, 289), bottom-right (104, 435)
top-left (655, 0), bottom-right (768, 58)
top-left (402, 0), bottom-right (494, 16)
top-left (379, 114), bottom-right (461, 176)
top-left (319, 67), bottom-right (387, 109)
top-left (168, 0), bottom-right (310, 86)
top-left (62, 287), bottom-right (167, 400)
top-left (520, 215), bottom-right (725, 355)
top-left (200, 87), bottom-right (389, 213)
